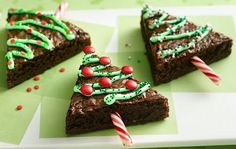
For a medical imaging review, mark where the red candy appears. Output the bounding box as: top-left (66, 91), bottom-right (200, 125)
top-left (66, 29), bottom-right (71, 33)
top-left (26, 87), bottom-right (32, 92)
top-left (16, 105), bottom-right (23, 111)
top-left (7, 61), bottom-right (12, 65)
top-left (34, 85), bottom-right (39, 90)
top-left (41, 20), bottom-right (47, 25)
top-left (34, 75), bottom-right (40, 81)
top-left (21, 51), bottom-right (26, 55)
top-left (36, 12), bottom-right (42, 16)
top-left (80, 84), bottom-right (93, 96)
top-left (81, 67), bottom-right (93, 77)
top-left (10, 21), bottom-right (15, 26)
top-left (99, 56), bottom-right (111, 65)
top-left (83, 46), bottom-right (95, 54)
top-left (27, 28), bottom-right (32, 34)
top-left (121, 66), bottom-right (133, 74)
top-left (59, 67), bottom-right (65, 73)
top-left (37, 40), bottom-right (42, 44)
top-left (10, 39), bottom-right (15, 44)
top-left (99, 77), bottom-right (112, 88)
top-left (125, 80), bottom-right (137, 90)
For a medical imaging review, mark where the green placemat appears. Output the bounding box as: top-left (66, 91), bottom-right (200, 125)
top-left (0, 89), bottom-right (41, 144)
top-left (40, 92), bottom-right (176, 138)
top-left (118, 15), bottom-right (236, 92)
top-left (0, 21), bottom-right (114, 144)
top-left (1, 0), bottom-right (236, 12)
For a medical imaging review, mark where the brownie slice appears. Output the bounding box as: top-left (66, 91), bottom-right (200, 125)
top-left (6, 8), bottom-right (91, 88)
top-left (66, 46), bottom-right (169, 134)
top-left (141, 5), bottom-right (233, 85)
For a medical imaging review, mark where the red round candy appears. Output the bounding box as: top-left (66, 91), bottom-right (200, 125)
top-left (26, 87), bottom-right (32, 92)
top-left (59, 67), bottom-right (65, 73)
top-left (81, 67), bottom-right (93, 77)
top-left (125, 80), bottom-right (137, 90)
top-left (99, 56), bottom-right (111, 65)
top-left (121, 66), bottom-right (133, 74)
top-left (10, 39), bottom-right (15, 44)
top-left (99, 77), bottom-right (112, 88)
top-left (27, 28), bottom-right (32, 34)
top-left (41, 20), bottom-right (47, 25)
top-left (16, 105), bottom-right (23, 111)
top-left (34, 85), bottom-right (39, 90)
top-left (7, 61), bottom-right (12, 65)
top-left (80, 84), bottom-right (93, 96)
top-left (83, 46), bottom-right (95, 54)
top-left (34, 75), bottom-right (40, 81)
top-left (37, 40), bottom-right (42, 44)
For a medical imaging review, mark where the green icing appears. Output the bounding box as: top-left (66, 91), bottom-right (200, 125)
top-left (74, 53), bottom-right (151, 105)
top-left (104, 82), bottom-right (150, 105)
top-left (143, 5), bottom-right (212, 59)
top-left (5, 8), bottom-right (75, 70)
top-left (158, 25), bottom-right (212, 58)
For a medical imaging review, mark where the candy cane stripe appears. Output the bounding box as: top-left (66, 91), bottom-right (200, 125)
top-left (111, 112), bottom-right (132, 147)
top-left (191, 56), bottom-right (221, 85)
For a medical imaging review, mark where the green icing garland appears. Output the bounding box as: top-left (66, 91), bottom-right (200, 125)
top-left (142, 5), bottom-right (212, 59)
top-left (6, 8), bottom-right (75, 70)
top-left (74, 53), bottom-right (151, 105)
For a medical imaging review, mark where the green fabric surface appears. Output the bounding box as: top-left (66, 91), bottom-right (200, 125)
top-left (118, 16), bottom-right (236, 92)
top-left (0, 0), bottom-right (236, 12)
top-left (40, 92), bottom-right (177, 138)
top-left (0, 20), bottom-right (114, 144)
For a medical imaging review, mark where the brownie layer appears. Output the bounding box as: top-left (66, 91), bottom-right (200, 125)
top-left (141, 12), bottom-right (233, 85)
top-left (66, 66), bottom-right (169, 134)
top-left (7, 13), bottom-right (91, 88)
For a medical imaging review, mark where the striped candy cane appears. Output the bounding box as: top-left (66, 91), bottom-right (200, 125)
top-left (191, 56), bottom-right (222, 85)
top-left (54, 1), bottom-right (68, 19)
top-left (110, 112), bottom-right (133, 147)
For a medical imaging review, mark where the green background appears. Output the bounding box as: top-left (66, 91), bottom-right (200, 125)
top-left (0, 0), bottom-right (236, 12)
top-left (0, 0), bottom-right (236, 148)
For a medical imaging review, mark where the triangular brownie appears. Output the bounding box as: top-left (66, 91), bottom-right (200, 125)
top-left (6, 8), bottom-right (90, 88)
top-left (66, 46), bottom-right (169, 134)
top-left (141, 5), bottom-right (233, 85)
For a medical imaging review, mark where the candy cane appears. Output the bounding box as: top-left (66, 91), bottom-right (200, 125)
top-left (54, 1), bottom-right (68, 19)
top-left (110, 112), bottom-right (133, 147)
top-left (191, 56), bottom-right (222, 85)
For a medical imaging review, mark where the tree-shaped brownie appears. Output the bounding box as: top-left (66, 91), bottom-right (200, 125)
top-left (141, 5), bottom-right (232, 85)
top-left (66, 46), bottom-right (169, 134)
top-left (5, 8), bottom-right (90, 88)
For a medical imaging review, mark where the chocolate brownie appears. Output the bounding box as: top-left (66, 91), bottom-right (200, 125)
top-left (6, 8), bottom-right (91, 88)
top-left (66, 46), bottom-right (169, 134)
top-left (141, 5), bottom-right (233, 85)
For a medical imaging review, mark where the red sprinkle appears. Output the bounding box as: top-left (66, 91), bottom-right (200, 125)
top-left (27, 28), bottom-right (32, 34)
top-left (41, 20), bottom-right (47, 25)
top-left (16, 105), bottom-right (23, 111)
top-left (34, 85), bottom-right (39, 90)
top-left (10, 21), bottom-right (15, 26)
top-left (36, 12), bottom-right (42, 16)
top-left (37, 40), bottom-right (42, 44)
top-left (34, 75), bottom-right (40, 81)
top-left (26, 87), bottom-right (32, 92)
top-left (7, 61), bottom-right (12, 65)
top-left (10, 39), bottom-right (15, 44)
top-left (66, 29), bottom-right (71, 33)
top-left (21, 51), bottom-right (26, 55)
top-left (59, 68), bottom-right (65, 72)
